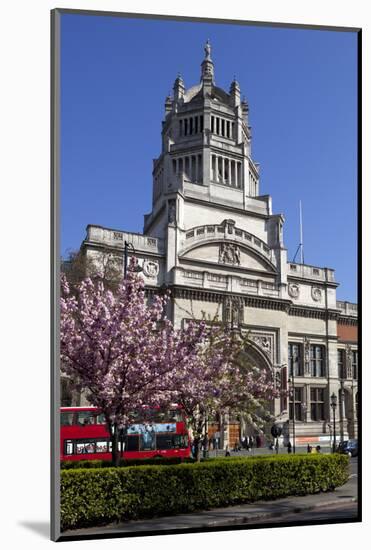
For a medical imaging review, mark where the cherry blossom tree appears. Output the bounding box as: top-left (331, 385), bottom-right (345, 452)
top-left (61, 272), bottom-right (174, 465)
top-left (60, 272), bottom-right (225, 465)
top-left (61, 271), bottom-right (279, 465)
top-left (170, 324), bottom-right (279, 461)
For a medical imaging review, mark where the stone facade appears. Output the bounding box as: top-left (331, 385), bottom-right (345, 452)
top-left (79, 42), bottom-right (358, 449)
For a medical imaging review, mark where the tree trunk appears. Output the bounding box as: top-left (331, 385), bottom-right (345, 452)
top-left (193, 436), bottom-right (201, 462)
top-left (110, 422), bottom-right (120, 467)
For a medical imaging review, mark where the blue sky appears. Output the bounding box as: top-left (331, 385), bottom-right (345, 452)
top-left (61, 13), bottom-right (358, 302)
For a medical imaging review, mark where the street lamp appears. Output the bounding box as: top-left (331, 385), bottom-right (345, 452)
top-left (288, 376), bottom-right (296, 454)
top-left (330, 392), bottom-right (337, 453)
top-left (124, 241), bottom-right (143, 279)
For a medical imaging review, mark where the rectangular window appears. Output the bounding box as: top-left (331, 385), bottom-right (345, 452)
top-left (76, 441), bottom-right (95, 454)
top-left (76, 411), bottom-right (97, 426)
top-left (338, 349), bottom-right (346, 379)
top-left (289, 387), bottom-right (304, 421)
top-left (216, 117), bottom-right (220, 135)
top-left (156, 435), bottom-right (174, 450)
top-left (227, 121), bottom-right (230, 138)
top-left (310, 345), bottom-right (325, 377)
top-left (189, 117), bottom-right (193, 135)
top-left (288, 343), bottom-right (303, 376)
top-left (310, 388), bottom-right (325, 421)
top-left (65, 440), bottom-right (74, 455)
top-left (221, 119), bottom-right (225, 137)
top-left (179, 119), bottom-right (183, 136)
top-left (140, 430), bottom-right (156, 451)
top-left (95, 440), bottom-right (110, 453)
top-left (184, 119), bottom-right (188, 136)
top-left (125, 435), bottom-right (139, 452)
top-left (352, 351), bottom-right (358, 380)
top-left (61, 412), bottom-right (75, 426)
top-left (200, 115), bottom-right (204, 132)
top-left (195, 116), bottom-right (198, 134)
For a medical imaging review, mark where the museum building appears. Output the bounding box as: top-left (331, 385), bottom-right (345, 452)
top-left (73, 42), bottom-right (358, 448)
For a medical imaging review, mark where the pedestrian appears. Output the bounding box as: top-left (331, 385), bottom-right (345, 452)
top-left (316, 445), bottom-right (321, 453)
top-left (225, 445), bottom-right (231, 457)
top-left (307, 443), bottom-right (312, 453)
top-left (287, 441), bottom-right (292, 454)
top-left (275, 439), bottom-right (279, 454)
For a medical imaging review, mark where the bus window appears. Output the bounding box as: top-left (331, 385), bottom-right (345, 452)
top-left (95, 440), bottom-right (109, 453)
top-left (173, 435), bottom-right (188, 449)
top-left (156, 435), bottom-right (173, 450)
top-left (65, 440), bottom-right (74, 455)
top-left (76, 441), bottom-right (95, 454)
top-left (95, 413), bottom-right (106, 425)
top-left (140, 430), bottom-right (156, 451)
top-left (77, 411), bottom-right (96, 426)
top-left (125, 435), bottom-right (139, 452)
top-left (61, 412), bottom-right (75, 426)
top-left (168, 409), bottom-right (182, 422)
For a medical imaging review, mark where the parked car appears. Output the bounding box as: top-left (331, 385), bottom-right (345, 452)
top-left (337, 439), bottom-right (358, 457)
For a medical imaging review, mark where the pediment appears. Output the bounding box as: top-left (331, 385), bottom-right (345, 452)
top-left (179, 240), bottom-right (276, 273)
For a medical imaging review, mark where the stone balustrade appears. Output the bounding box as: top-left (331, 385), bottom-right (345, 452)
top-left (288, 263), bottom-right (335, 282)
top-left (86, 225), bottom-right (164, 254)
top-left (183, 223), bottom-right (275, 265)
top-left (337, 301), bottom-right (358, 317)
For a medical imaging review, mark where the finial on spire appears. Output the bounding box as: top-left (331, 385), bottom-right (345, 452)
top-left (204, 39), bottom-right (212, 60)
top-left (201, 40), bottom-right (215, 84)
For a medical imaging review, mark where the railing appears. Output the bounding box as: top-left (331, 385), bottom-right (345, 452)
top-left (337, 301), bottom-right (358, 316)
top-left (288, 263), bottom-right (335, 282)
top-left (184, 223), bottom-right (274, 264)
top-left (86, 225), bottom-right (164, 254)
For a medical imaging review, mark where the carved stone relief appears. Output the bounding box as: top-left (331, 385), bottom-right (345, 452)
top-left (219, 243), bottom-right (240, 265)
top-left (288, 283), bottom-right (300, 299)
top-left (311, 287), bottom-right (322, 302)
top-left (223, 297), bottom-right (244, 328)
top-left (250, 332), bottom-right (275, 364)
top-left (142, 259), bottom-right (159, 278)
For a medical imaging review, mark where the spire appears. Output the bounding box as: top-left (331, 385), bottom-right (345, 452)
top-left (164, 93), bottom-right (172, 114)
top-left (229, 77), bottom-right (241, 107)
top-left (173, 73), bottom-right (185, 102)
top-left (201, 39), bottom-right (215, 84)
top-left (241, 96), bottom-right (249, 120)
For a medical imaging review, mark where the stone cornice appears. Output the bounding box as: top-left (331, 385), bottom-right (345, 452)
top-left (143, 284), bottom-right (358, 324)
top-left (288, 275), bottom-right (339, 288)
top-left (179, 256), bottom-right (277, 277)
top-left (185, 195), bottom-right (270, 220)
top-left (169, 285), bottom-right (291, 311)
top-left (289, 306), bottom-right (339, 320)
top-left (337, 315), bottom-right (358, 327)
top-left (82, 240), bottom-right (165, 260)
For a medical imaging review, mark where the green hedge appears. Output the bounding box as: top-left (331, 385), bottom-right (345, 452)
top-left (61, 454), bottom-right (349, 531)
top-left (61, 456), bottom-right (195, 469)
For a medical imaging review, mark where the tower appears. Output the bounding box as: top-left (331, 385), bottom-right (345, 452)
top-left (144, 41), bottom-right (287, 291)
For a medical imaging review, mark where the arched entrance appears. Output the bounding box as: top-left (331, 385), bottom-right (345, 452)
top-left (231, 340), bottom-right (276, 448)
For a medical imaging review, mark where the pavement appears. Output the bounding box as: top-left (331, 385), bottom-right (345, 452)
top-left (61, 456), bottom-right (359, 539)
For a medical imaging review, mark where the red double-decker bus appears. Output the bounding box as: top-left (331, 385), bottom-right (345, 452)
top-left (60, 406), bottom-right (190, 461)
